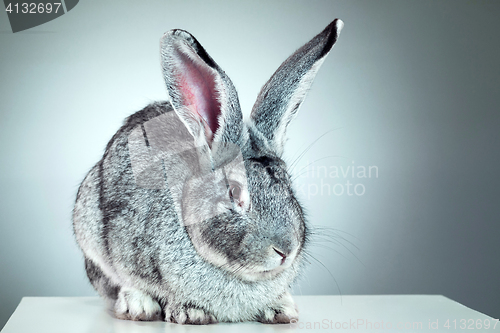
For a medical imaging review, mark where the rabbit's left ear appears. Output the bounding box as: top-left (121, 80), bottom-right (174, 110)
top-left (250, 19), bottom-right (343, 156)
top-left (160, 30), bottom-right (243, 148)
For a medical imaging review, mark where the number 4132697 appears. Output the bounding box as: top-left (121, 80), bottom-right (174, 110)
top-left (443, 319), bottom-right (499, 330)
top-left (5, 3), bottom-right (62, 14)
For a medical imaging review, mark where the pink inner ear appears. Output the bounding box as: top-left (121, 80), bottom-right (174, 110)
top-left (176, 51), bottom-right (221, 138)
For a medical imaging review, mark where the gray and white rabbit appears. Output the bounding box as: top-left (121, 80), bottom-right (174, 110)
top-left (73, 19), bottom-right (343, 324)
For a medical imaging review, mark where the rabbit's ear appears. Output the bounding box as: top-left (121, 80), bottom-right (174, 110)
top-left (250, 19), bottom-right (343, 156)
top-left (160, 30), bottom-right (243, 148)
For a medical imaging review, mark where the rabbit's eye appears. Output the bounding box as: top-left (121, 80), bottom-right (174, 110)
top-left (229, 184), bottom-right (242, 202)
top-left (227, 183), bottom-right (250, 211)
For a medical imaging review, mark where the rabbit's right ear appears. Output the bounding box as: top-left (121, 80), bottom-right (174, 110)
top-left (160, 30), bottom-right (243, 148)
top-left (249, 19), bottom-right (343, 157)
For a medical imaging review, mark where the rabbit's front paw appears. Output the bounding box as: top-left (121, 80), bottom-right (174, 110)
top-left (258, 292), bottom-right (299, 324)
top-left (164, 303), bottom-right (218, 325)
top-left (114, 288), bottom-right (162, 321)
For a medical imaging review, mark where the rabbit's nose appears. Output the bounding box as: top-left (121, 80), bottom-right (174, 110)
top-left (273, 247), bottom-right (287, 265)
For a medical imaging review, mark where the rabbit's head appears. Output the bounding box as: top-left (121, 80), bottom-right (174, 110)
top-left (130, 20), bottom-right (343, 282)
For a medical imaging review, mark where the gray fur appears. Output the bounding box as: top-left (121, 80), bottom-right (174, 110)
top-left (250, 19), bottom-right (344, 156)
top-left (73, 20), bottom-right (343, 324)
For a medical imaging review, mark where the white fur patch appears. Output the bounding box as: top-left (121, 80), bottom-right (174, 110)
top-left (164, 304), bottom-right (218, 324)
top-left (279, 291), bottom-right (299, 318)
top-left (263, 308), bottom-right (276, 322)
top-left (177, 311), bottom-right (188, 324)
top-left (259, 291), bottom-right (299, 324)
top-left (115, 288), bottom-right (161, 321)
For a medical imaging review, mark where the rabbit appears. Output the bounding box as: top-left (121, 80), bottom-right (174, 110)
top-left (73, 18), bottom-right (344, 324)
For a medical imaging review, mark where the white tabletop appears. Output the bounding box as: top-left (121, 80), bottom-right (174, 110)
top-left (2, 295), bottom-right (497, 332)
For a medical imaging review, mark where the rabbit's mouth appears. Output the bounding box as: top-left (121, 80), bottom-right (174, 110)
top-left (237, 266), bottom-right (287, 282)
top-left (233, 246), bottom-right (299, 282)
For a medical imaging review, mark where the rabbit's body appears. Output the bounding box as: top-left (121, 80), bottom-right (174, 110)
top-left (73, 20), bottom-right (343, 324)
top-left (74, 103), bottom-right (300, 322)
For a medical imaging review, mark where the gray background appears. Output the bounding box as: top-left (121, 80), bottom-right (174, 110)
top-left (0, 0), bottom-right (499, 329)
